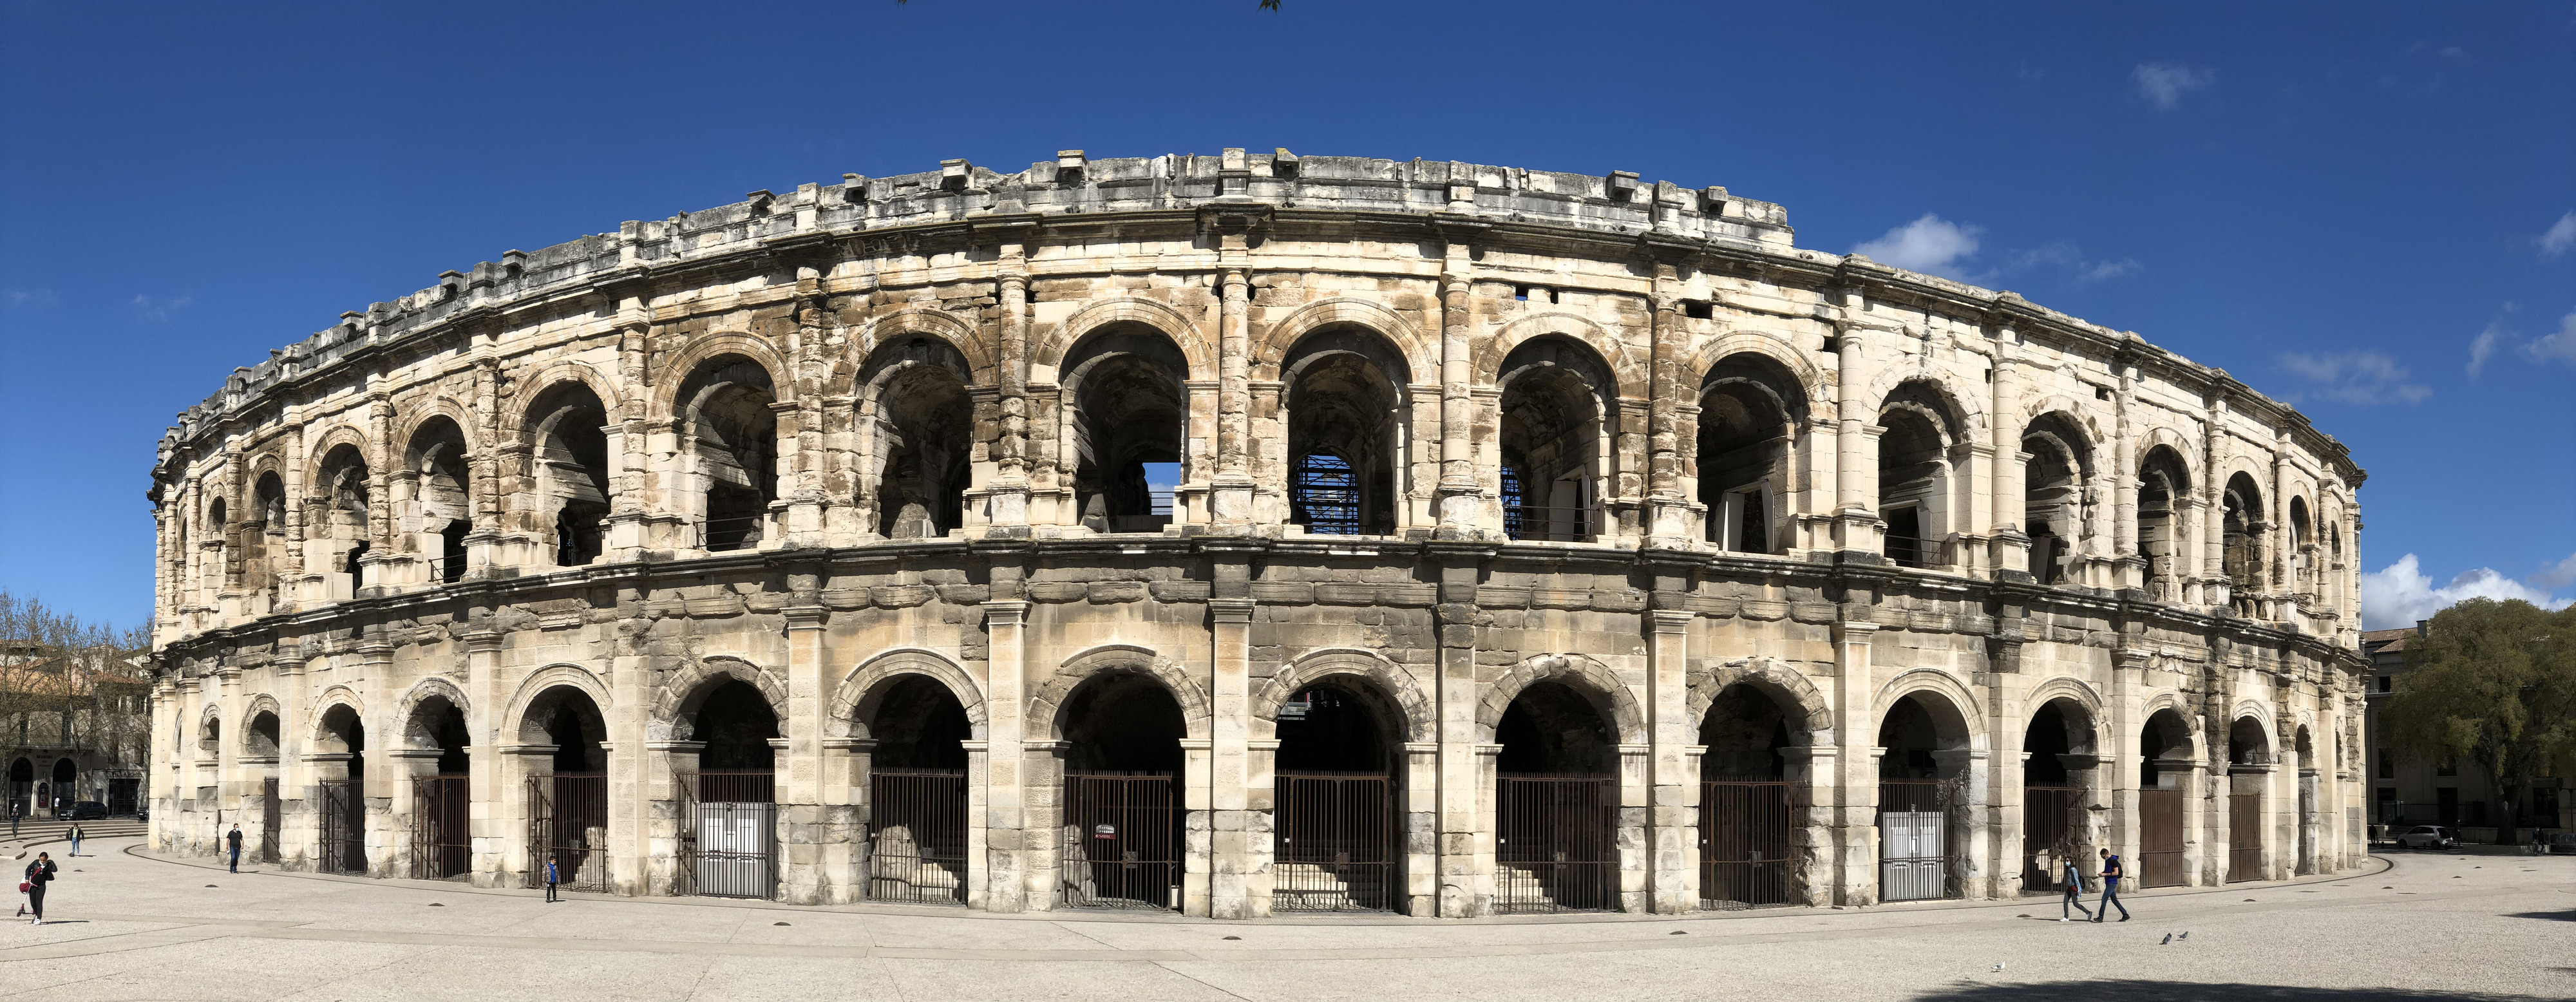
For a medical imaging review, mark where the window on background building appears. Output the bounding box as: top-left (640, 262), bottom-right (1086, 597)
top-left (2378, 675), bottom-right (2391, 694)
top-left (2377, 750), bottom-right (2393, 780)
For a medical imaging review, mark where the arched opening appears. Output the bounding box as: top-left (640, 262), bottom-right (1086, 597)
top-left (680, 679), bottom-right (781, 898)
top-left (524, 382), bottom-right (611, 567)
top-left (2020, 699), bottom-right (2099, 895)
top-left (520, 685), bottom-right (609, 893)
top-left (2221, 473), bottom-right (2265, 614)
top-left (1698, 682), bottom-right (1807, 909)
top-left (2137, 708), bottom-right (2194, 887)
top-left (315, 444), bottom-right (372, 593)
top-left (1696, 355), bottom-right (1804, 553)
top-left (203, 497), bottom-right (231, 598)
top-left (1877, 692), bottom-right (1972, 901)
top-left (403, 417), bottom-right (472, 584)
top-left (314, 704), bottom-right (367, 874)
top-left (48, 758), bottom-right (74, 815)
top-left (1494, 679), bottom-right (1618, 912)
top-left (403, 692), bottom-right (471, 880)
top-left (1063, 326), bottom-right (1187, 534)
top-left (1878, 382), bottom-right (1964, 569)
top-left (860, 676), bottom-right (972, 905)
top-left (1273, 676), bottom-right (1405, 912)
top-left (2021, 413), bottom-right (2092, 585)
top-left (2136, 446), bottom-right (2192, 601)
top-left (2287, 496), bottom-right (2313, 598)
top-left (675, 357), bottom-right (779, 553)
top-left (2226, 714), bottom-right (2270, 883)
top-left (246, 710), bottom-right (282, 863)
top-left (858, 337), bottom-right (974, 540)
top-left (2293, 724), bottom-right (2318, 876)
top-left (251, 472), bottom-right (287, 609)
top-left (1497, 337), bottom-right (1613, 543)
top-left (6, 757), bottom-right (29, 818)
top-left (1057, 671), bottom-right (1188, 909)
top-left (1281, 328), bottom-right (1409, 536)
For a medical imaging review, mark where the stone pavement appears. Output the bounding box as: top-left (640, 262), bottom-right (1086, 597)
top-left (0, 839), bottom-right (2569, 1001)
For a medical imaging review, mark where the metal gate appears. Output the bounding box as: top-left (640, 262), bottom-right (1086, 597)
top-left (528, 773), bottom-right (609, 893)
top-left (2139, 788), bottom-right (2185, 887)
top-left (867, 768), bottom-right (968, 905)
top-left (676, 771), bottom-right (776, 899)
top-left (1060, 771), bottom-right (1181, 909)
top-left (260, 778), bottom-right (281, 864)
top-left (318, 780), bottom-right (365, 874)
top-left (108, 776), bottom-right (142, 816)
top-left (1699, 779), bottom-right (1792, 909)
top-left (1495, 774), bottom-right (1617, 914)
top-left (1879, 779), bottom-right (1949, 902)
top-left (411, 775), bottom-right (471, 880)
top-left (2022, 786), bottom-right (2081, 893)
top-left (1274, 771), bottom-right (1395, 912)
top-left (2228, 790), bottom-right (2263, 882)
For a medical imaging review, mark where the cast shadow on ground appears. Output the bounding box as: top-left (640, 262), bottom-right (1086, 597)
top-left (2502, 909), bottom-right (2575, 922)
top-left (1911, 980), bottom-right (2568, 1002)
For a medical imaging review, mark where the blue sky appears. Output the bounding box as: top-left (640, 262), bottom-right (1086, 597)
top-left (2, 1), bottom-right (2570, 632)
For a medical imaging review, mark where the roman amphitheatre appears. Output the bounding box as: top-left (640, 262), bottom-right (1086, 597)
top-left (145, 149), bottom-right (2365, 918)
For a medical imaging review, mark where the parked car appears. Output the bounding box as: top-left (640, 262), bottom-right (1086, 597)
top-left (62, 801), bottom-right (108, 820)
top-left (2548, 833), bottom-right (2576, 856)
top-left (2396, 825), bottom-right (2458, 850)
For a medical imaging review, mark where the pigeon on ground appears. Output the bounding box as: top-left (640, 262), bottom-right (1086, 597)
top-left (2177, 932), bottom-right (2188, 940)
top-left (2161, 933), bottom-right (2172, 945)
top-left (1992, 963), bottom-right (2006, 972)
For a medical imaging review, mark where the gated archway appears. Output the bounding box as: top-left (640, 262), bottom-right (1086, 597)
top-left (853, 672), bottom-right (974, 906)
top-left (2137, 706), bottom-right (2195, 887)
top-left (2226, 714), bottom-right (2271, 883)
top-left (1493, 679), bottom-right (1621, 913)
top-left (675, 678), bottom-right (781, 899)
top-left (312, 702), bottom-right (368, 875)
top-left (1876, 688), bottom-right (1976, 902)
top-left (243, 703), bottom-right (283, 864)
top-left (1270, 672), bottom-right (1408, 913)
top-left (397, 682), bottom-right (472, 881)
top-left (2020, 696), bottom-right (2101, 895)
top-left (1054, 668), bottom-right (1190, 910)
top-left (1696, 681), bottom-right (1809, 909)
top-left (516, 680), bottom-right (611, 893)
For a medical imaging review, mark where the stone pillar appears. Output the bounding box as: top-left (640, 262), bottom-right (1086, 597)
top-left (1212, 267), bottom-right (1254, 525)
top-left (2108, 648), bottom-right (2148, 874)
top-left (462, 629), bottom-right (504, 886)
top-left (1435, 263), bottom-right (1480, 533)
top-left (1646, 608), bottom-right (1696, 913)
top-left (981, 600), bottom-right (1030, 912)
top-left (1208, 595), bottom-right (1258, 918)
top-left (1434, 582), bottom-right (1487, 916)
top-left (956, 738), bottom-right (989, 908)
top-left (1832, 326), bottom-right (1878, 554)
top-left (640, 740), bottom-right (702, 896)
top-left (495, 742), bottom-right (556, 888)
top-left (1617, 742), bottom-right (1653, 912)
top-left (1401, 739), bottom-right (1439, 916)
top-left (1931, 747), bottom-right (1993, 898)
top-left (1180, 735), bottom-right (1213, 916)
top-left (609, 586), bottom-right (650, 895)
top-left (989, 268), bottom-right (1032, 531)
top-left (2112, 363), bottom-right (2142, 588)
top-left (778, 596), bottom-right (840, 904)
top-left (1831, 621), bottom-right (1879, 905)
top-left (1643, 288), bottom-right (1695, 542)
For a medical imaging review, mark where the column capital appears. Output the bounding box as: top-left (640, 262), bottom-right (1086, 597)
top-left (982, 600), bottom-right (1029, 627)
top-left (1649, 609), bottom-right (1694, 634)
top-left (1209, 597), bottom-right (1255, 623)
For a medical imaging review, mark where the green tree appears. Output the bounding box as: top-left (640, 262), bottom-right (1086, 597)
top-left (2381, 598), bottom-right (2576, 839)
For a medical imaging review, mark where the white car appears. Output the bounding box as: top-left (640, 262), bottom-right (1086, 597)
top-left (2396, 826), bottom-right (2458, 850)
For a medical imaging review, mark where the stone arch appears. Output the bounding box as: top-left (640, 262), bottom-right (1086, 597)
top-left (2012, 395), bottom-right (2106, 449)
top-left (1681, 332), bottom-right (1827, 405)
top-left (828, 648), bottom-right (989, 740)
top-left (1250, 298), bottom-right (1434, 384)
top-left (1037, 296), bottom-right (1213, 381)
top-left (395, 396), bottom-right (482, 459)
top-left (835, 306), bottom-right (999, 392)
top-left (504, 361), bottom-right (624, 436)
top-left (1479, 311), bottom-right (1648, 401)
top-left (1028, 644), bottom-right (1213, 741)
top-left (393, 675), bottom-right (473, 750)
top-left (2138, 426), bottom-right (2202, 482)
top-left (1250, 647), bottom-right (1434, 742)
top-left (309, 687), bottom-right (367, 753)
top-left (2022, 676), bottom-right (2108, 755)
top-left (239, 695), bottom-right (284, 758)
top-left (1871, 668), bottom-right (1990, 747)
top-left (195, 701), bottom-right (224, 753)
top-left (301, 423), bottom-right (379, 495)
top-left (1862, 367), bottom-right (1987, 444)
top-left (2228, 704), bottom-right (2276, 766)
top-left (648, 332), bottom-right (791, 426)
top-left (502, 664), bottom-right (615, 744)
top-left (1475, 653), bottom-right (1647, 744)
top-left (1685, 656), bottom-right (1832, 744)
top-left (650, 655), bottom-right (790, 741)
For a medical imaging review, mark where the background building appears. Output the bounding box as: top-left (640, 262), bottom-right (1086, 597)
top-left (2362, 623), bottom-right (2568, 840)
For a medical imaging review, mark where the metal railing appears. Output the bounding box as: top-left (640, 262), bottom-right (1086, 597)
top-left (867, 768), bottom-right (969, 906)
top-left (1061, 771), bottom-right (1182, 910)
top-left (1884, 538), bottom-right (1941, 569)
top-left (676, 770), bottom-right (777, 899)
top-left (412, 775), bottom-right (471, 880)
top-left (1495, 773), bottom-right (1618, 914)
top-left (1503, 505), bottom-right (1598, 543)
top-left (701, 514), bottom-right (767, 553)
top-left (2020, 786), bottom-right (2083, 894)
top-left (529, 773), bottom-right (609, 893)
top-left (1274, 771), bottom-right (1396, 912)
top-left (1700, 779), bottom-right (1793, 910)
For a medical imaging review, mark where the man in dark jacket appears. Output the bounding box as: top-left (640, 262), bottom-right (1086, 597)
top-left (227, 824), bottom-right (244, 873)
top-left (2094, 846), bottom-right (2131, 922)
top-left (24, 853), bottom-right (58, 924)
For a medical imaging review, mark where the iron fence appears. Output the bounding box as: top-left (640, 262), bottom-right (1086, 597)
top-left (701, 514), bottom-right (767, 553)
top-left (1502, 505), bottom-right (1598, 544)
top-left (1274, 771), bottom-right (1396, 912)
top-left (529, 773), bottom-right (609, 893)
top-left (2139, 788), bottom-right (2186, 887)
top-left (1060, 771), bottom-right (1181, 910)
top-left (260, 777), bottom-right (281, 864)
top-left (1879, 779), bottom-right (1951, 902)
top-left (1699, 779), bottom-right (1793, 909)
top-left (676, 770), bottom-right (776, 899)
top-left (1495, 773), bottom-right (1618, 914)
top-left (411, 775), bottom-right (471, 880)
top-left (867, 768), bottom-right (969, 905)
top-left (318, 780), bottom-right (365, 874)
top-left (2021, 786), bottom-right (2083, 893)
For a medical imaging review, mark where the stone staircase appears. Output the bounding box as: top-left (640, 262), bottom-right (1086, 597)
top-left (1271, 862), bottom-right (1387, 912)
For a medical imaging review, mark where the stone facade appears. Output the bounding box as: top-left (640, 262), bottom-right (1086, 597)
top-left (146, 149), bottom-right (2369, 916)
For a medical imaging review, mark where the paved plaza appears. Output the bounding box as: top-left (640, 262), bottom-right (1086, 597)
top-left (0, 838), bottom-right (2568, 1001)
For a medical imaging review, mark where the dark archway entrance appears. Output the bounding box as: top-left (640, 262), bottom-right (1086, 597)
top-left (2137, 708), bottom-right (2193, 887)
top-left (405, 694), bottom-right (471, 881)
top-left (679, 680), bottom-right (780, 898)
top-left (1494, 680), bottom-right (1617, 913)
top-left (522, 686), bottom-right (609, 892)
top-left (1877, 692), bottom-right (1971, 902)
top-left (1273, 679), bottom-right (1402, 912)
top-left (316, 705), bottom-right (367, 874)
top-left (2020, 700), bottom-right (2098, 895)
top-left (2226, 715), bottom-right (2269, 883)
top-left (1698, 683), bottom-right (1800, 909)
top-left (246, 710), bottom-right (282, 864)
top-left (1059, 672), bottom-right (1186, 910)
top-left (862, 676), bottom-right (972, 905)
top-left (8, 757), bottom-right (31, 818)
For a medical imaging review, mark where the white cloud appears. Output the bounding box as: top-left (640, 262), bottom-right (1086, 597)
top-left (1853, 214), bottom-right (1984, 279)
top-left (2360, 553), bottom-right (2575, 630)
top-left (5, 288), bottom-right (59, 309)
top-left (130, 293), bottom-right (192, 323)
top-left (2276, 349), bottom-right (2432, 405)
top-left (2528, 309), bottom-right (2576, 366)
top-left (2530, 552), bottom-right (2576, 592)
top-left (2539, 211), bottom-right (2576, 257)
top-left (2132, 62), bottom-right (2216, 111)
top-left (2467, 321), bottom-right (2503, 376)
top-left (2077, 258), bottom-right (2141, 282)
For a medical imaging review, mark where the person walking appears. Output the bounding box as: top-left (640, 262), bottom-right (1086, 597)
top-left (8, 802), bottom-right (19, 838)
top-left (23, 852), bottom-right (57, 925)
top-left (68, 822), bottom-right (83, 858)
top-left (544, 856), bottom-right (561, 903)
top-left (225, 824), bottom-right (243, 873)
top-left (2093, 846), bottom-right (2130, 922)
top-left (2058, 856), bottom-right (2093, 922)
